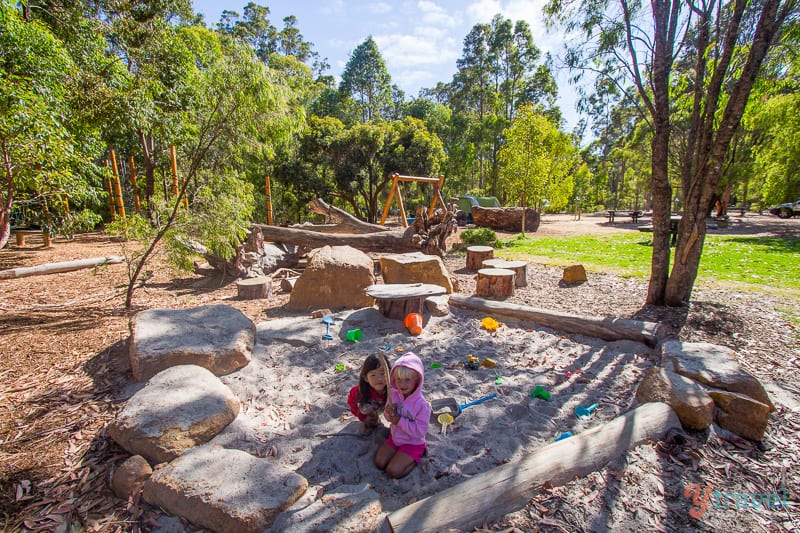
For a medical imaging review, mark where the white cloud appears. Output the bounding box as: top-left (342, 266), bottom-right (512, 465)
top-left (417, 0), bottom-right (460, 27)
top-left (320, 0), bottom-right (346, 16)
top-left (375, 33), bottom-right (453, 68)
top-left (369, 2), bottom-right (393, 15)
top-left (465, 0), bottom-right (502, 22)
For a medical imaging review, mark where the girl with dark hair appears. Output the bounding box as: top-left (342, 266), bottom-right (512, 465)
top-left (346, 354), bottom-right (389, 434)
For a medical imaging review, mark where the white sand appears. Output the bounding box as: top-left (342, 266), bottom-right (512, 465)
top-left (215, 306), bottom-right (654, 512)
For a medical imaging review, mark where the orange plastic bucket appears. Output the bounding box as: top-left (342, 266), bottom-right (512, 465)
top-left (404, 312), bottom-right (423, 335)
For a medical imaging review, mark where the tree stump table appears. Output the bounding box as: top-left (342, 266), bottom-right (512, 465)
top-left (475, 268), bottom-right (515, 299)
top-left (365, 283), bottom-right (448, 319)
top-left (236, 277), bottom-right (273, 299)
top-left (466, 246), bottom-right (494, 270)
top-left (481, 258), bottom-right (528, 287)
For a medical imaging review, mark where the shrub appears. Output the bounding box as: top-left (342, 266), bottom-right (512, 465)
top-left (460, 227), bottom-right (502, 247)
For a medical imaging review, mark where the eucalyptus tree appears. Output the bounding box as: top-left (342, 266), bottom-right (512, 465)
top-left (432, 14), bottom-right (558, 195)
top-left (329, 118), bottom-right (444, 222)
top-left (752, 92), bottom-right (800, 204)
top-left (547, 0), bottom-right (798, 306)
top-left (0, 2), bottom-right (97, 248)
top-left (339, 37), bottom-right (394, 123)
top-left (109, 29), bottom-right (297, 308)
top-left (499, 104), bottom-right (577, 226)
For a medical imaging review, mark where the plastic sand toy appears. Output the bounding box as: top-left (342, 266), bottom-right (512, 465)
top-left (531, 386), bottom-right (551, 401)
top-left (481, 317), bottom-right (500, 332)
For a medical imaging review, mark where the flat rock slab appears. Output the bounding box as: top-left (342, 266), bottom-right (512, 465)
top-left (365, 283), bottom-right (448, 299)
top-left (143, 444), bottom-right (308, 533)
top-left (268, 483), bottom-right (382, 532)
top-left (661, 340), bottom-right (773, 410)
top-left (109, 365), bottom-right (240, 464)
top-left (129, 304), bottom-right (255, 381)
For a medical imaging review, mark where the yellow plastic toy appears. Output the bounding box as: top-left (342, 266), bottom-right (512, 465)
top-left (481, 317), bottom-right (500, 332)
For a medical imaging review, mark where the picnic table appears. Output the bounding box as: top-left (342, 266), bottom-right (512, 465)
top-left (606, 210), bottom-right (643, 224)
top-left (637, 216), bottom-right (681, 245)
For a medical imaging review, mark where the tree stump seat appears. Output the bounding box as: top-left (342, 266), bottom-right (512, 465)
top-left (466, 246), bottom-right (494, 270)
top-left (481, 259), bottom-right (528, 287)
top-left (365, 283), bottom-right (448, 319)
top-left (475, 268), bottom-right (515, 299)
top-left (236, 277), bottom-right (273, 299)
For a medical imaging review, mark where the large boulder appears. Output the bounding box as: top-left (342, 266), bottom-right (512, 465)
top-left (287, 246), bottom-right (375, 311)
top-left (708, 390), bottom-right (772, 441)
top-left (380, 252), bottom-right (454, 293)
top-left (661, 340), bottom-right (773, 410)
top-left (109, 365), bottom-right (240, 464)
top-left (636, 367), bottom-right (714, 430)
top-left (129, 305), bottom-right (255, 381)
top-left (143, 444), bottom-right (308, 533)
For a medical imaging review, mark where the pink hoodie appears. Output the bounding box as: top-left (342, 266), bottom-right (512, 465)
top-left (388, 352), bottom-right (431, 447)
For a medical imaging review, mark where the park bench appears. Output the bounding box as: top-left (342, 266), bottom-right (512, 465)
top-left (606, 210), bottom-right (643, 224)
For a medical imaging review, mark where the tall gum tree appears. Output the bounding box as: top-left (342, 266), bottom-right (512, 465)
top-left (546, 0), bottom-right (798, 306)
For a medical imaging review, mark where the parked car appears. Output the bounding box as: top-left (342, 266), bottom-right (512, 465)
top-left (768, 199), bottom-right (800, 218)
top-left (455, 195), bottom-right (501, 225)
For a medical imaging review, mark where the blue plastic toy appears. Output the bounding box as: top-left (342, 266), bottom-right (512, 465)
top-left (574, 403), bottom-right (599, 420)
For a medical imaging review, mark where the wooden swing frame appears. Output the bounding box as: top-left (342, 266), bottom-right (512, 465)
top-left (379, 173), bottom-right (448, 227)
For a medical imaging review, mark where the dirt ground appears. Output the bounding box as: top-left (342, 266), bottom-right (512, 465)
top-left (1, 212), bottom-right (798, 532)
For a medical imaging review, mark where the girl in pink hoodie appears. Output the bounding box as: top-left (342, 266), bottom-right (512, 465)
top-left (375, 352), bottom-right (431, 478)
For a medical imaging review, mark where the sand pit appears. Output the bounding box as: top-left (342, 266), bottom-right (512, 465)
top-left (210, 305), bottom-right (655, 513)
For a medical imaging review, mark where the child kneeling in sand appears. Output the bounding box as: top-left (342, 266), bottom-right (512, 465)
top-left (375, 352), bottom-right (431, 478)
top-left (347, 354), bottom-right (389, 434)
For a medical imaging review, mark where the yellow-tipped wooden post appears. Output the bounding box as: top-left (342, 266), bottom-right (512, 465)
top-left (41, 193), bottom-right (51, 247)
top-left (129, 156), bottom-right (142, 215)
top-left (265, 175), bottom-right (273, 225)
top-left (169, 145), bottom-right (188, 209)
top-left (428, 174), bottom-right (447, 217)
top-left (110, 149), bottom-right (126, 220)
top-left (380, 173), bottom-right (400, 225)
top-left (104, 160), bottom-right (116, 220)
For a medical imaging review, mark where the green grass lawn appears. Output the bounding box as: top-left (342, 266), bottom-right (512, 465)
top-left (498, 232), bottom-right (800, 297)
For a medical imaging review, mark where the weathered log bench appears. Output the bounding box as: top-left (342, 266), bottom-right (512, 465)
top-left (365, 283), bottom-right (447, 319)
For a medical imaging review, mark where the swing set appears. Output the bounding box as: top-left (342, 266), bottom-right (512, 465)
top-left (379, 173), bottom-right (448, 227)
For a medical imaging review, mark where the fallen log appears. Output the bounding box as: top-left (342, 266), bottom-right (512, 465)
top-left (253, 224), bottom-right (423, 254)
top-left (449, 294), bottom-right (664, 346)
top-left (307, 198), bottom-right (388, 233)
top-left (471, 206), bottom-right (540, 232)
top-left (381, 402), bottom-right (681, 533)
top-left (0, 256), bottom-right (124, 280)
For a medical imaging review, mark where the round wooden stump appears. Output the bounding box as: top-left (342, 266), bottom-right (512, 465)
top-left (236, 277), bottom-right (273, 299)
top-left (481, 259), bottom-right (528, 287)
top-left (475, 268), bottom-right (515, 299)
top-left (365, 283), bottom-right (448, 320)
top-left (466, 246), bottom-right (494, 270)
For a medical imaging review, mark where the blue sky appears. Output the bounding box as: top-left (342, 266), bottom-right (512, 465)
top-left (192, 0), bottom-right (583, 131)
